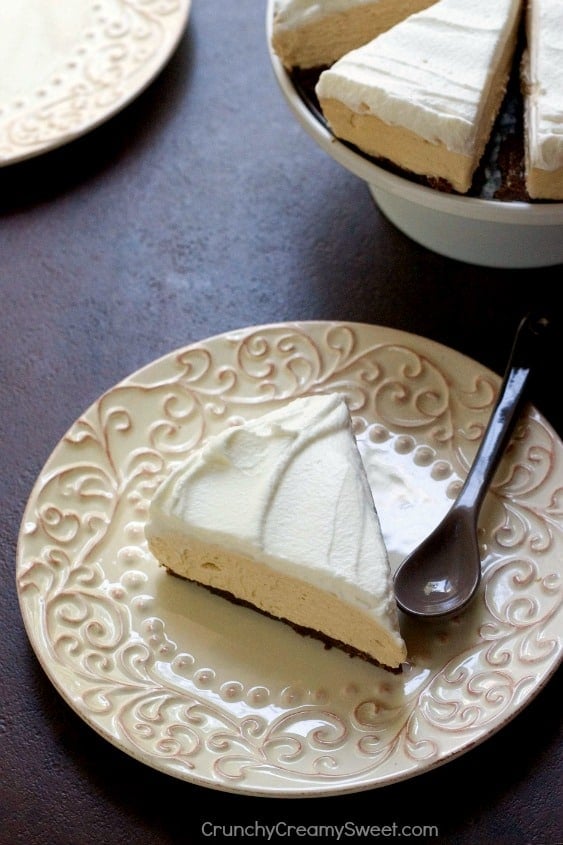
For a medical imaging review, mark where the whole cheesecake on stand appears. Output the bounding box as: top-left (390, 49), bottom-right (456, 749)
top-left (269, 0), bottom-right (563, 266)
top-left (315, 0), bottom-right (524, 194)
top-left (145, 394), bottom-right (407, 671)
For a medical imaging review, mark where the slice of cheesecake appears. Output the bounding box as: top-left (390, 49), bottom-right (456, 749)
top-left (523, 0), bottom-right (563, 200)
top-left (271, 0), bottom-right (439, 70)
top-left (316, 0), bottom-right (524, 193)
top-left (145, 394), bottom-right (407, 670)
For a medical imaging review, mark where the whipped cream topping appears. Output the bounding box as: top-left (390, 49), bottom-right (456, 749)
top-left (525, 0), bottom-right (563, 171)
top-left (147, 394), bottom-right (403, 638)
top-left (316, 0), bottom-right (523, 156)
top-left (273, 0), bottom-right (376, 28)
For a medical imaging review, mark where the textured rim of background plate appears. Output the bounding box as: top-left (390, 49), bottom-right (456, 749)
top-left (0, 0), bottom-right (192, 167)
top-left (16, 321), bottom-right (563, 797)
top-left (266, 0), bottom-right (563, 227)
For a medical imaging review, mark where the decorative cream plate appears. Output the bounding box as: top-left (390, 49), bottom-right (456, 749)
top-left (0, 0), bottom-right (191, 165)
top-left (17, 322), bottom-right (562, 796)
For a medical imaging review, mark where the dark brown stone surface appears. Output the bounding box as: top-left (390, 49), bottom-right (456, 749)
top-left (1, 3), bottom-right (561, 844)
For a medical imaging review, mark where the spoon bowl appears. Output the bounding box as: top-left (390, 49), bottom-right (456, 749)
top-left (393, 312), bottom-right (552, 619)
top-left (394, 506), bottom-right (481, 619)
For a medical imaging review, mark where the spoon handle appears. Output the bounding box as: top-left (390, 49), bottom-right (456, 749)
top-left (456, 312), bottom-right (552, 514)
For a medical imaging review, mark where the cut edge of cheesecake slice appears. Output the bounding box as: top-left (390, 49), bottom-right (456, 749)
top-left (145, 393), bottom-right (407, 671)
top-left (316, 0), bottom-right (524, 193)
top-left (522, 0), bottom-right (563, 200)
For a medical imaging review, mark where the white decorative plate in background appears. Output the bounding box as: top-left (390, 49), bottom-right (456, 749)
top-left (17, 322), bottom-right (562, 796)
top-left (0, 0), bottom-right (191, 165)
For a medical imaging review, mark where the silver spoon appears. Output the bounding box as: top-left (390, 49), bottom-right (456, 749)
top-left (393, 312), bottom-right (552, 620)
